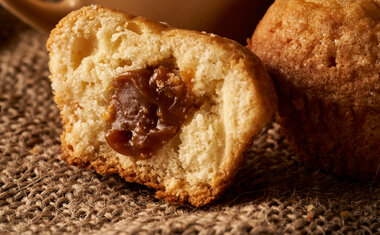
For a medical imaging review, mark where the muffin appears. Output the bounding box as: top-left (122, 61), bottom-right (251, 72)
top-left (46, 5), bottom-right (277, 206)
top-left (250, 0), bottom-right (380, 180)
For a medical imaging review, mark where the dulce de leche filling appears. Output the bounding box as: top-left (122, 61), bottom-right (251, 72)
top-left (104, 66), bottom-right (194, 158)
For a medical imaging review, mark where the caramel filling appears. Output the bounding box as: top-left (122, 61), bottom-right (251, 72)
top-left (104, 66), bottom-right (194, 158)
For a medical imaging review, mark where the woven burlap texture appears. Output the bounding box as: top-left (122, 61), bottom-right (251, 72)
top-left (0, 7), bottom-right (379, 234)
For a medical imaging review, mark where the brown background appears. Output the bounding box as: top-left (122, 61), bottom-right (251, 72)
top-left (0, 4), bottom-right (379, 234)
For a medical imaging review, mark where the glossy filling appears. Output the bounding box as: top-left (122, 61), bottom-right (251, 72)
top-left (105, 66), bottom-right (194, 158)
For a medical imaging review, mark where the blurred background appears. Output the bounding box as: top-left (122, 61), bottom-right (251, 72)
top-left (210, 0), bottom-right (274, 44)
top-left (0, 0), bottom-right (274, 44)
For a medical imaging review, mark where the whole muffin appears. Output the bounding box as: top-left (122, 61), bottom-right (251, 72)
top-left (250, 0), bottom-right (380, 180)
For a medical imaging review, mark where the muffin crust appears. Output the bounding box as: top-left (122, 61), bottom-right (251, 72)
top-left (250, 0), bottom-right (380, 180)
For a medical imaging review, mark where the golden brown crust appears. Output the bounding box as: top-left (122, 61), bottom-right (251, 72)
top-left (250, 0), bottom-right (380, 180)
top-left (47, 6), bottom-right (168, 52)
top-left (48, 5), bottom-right (277, 207)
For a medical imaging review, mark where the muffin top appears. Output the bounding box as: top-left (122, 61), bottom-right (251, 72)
top-left (250, 0), bottom-right (380, 109)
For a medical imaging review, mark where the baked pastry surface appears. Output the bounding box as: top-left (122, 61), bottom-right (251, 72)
top-left (250, 0), bottom-right (380, 180)
top-left (47, 5), bottom-right (277, 206)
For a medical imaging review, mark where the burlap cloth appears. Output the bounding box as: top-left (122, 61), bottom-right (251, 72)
top-left (0, 6), bottom-right (379, 234)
